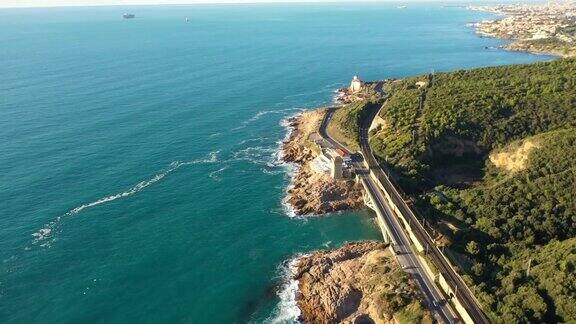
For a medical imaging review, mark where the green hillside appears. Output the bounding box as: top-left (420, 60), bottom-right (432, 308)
top-left (328, 100), bottom-right (380, 151)
top-left (371, 58), bottom-right (576, 191)
top-left (425, 129), bottom-right (576, 246)
top-left (419, 129), bottom-right (576, 321)
top-left (369, 59), bottom-right (576, 322)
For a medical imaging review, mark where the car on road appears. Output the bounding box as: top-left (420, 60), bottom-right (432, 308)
top-left (351, 152), bottom-right (363, 162)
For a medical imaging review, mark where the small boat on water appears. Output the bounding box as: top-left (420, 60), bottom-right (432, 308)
top-left (397, 5), bottom-right (407, 9)
top-left (123, 13), bottom-right (135, 19)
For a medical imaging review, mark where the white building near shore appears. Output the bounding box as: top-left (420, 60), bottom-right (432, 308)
top-left (310, 148), bottom-right (350, 179)
top-left (350, 75), bottom-right (363, 92)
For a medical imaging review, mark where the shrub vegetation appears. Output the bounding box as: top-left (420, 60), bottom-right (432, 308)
top-left (371, 59), bottom-right (576, 322)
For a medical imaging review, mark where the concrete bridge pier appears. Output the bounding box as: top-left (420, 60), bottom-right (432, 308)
top-left (363, 191), bottom-right (376, 211)
top-left (362, 190), bottom-right (390, 244)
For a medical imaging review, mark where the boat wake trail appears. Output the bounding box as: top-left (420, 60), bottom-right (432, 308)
top-left (30, 151), bottom-right (220, 248)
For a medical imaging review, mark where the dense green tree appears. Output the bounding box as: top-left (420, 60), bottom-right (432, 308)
top-left (466, 241), bottom-right (480, 255)
top-left (373, 58), bottom-right (576, 190)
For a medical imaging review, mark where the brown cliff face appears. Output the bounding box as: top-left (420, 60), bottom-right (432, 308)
top-left (282, 110), bottom-right (364, 216)
top-left (293, 242), bottom-right (431, 324)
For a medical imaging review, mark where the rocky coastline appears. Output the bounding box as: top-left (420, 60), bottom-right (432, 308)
top-left (292, 241), bottom-right (432, 323)
top-left (281, 109), bottom-right (364, 216)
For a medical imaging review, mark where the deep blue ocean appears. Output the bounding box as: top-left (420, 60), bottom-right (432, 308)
top-left (0, 4), bottom-right (548, 323)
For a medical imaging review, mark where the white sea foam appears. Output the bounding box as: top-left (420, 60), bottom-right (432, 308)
top-left (268, 255), bottom-right (305, 324)
top-left (282, 85), bottom-right (339, 101)
top-left (233, 135), bottom-right (292, 176)
top-left (30, 151), bottom-right (220, 247)
top-left (230, 109), bottom-right (302, 177)
top-left (261, 168), bottom-right (284, 175)
top-left (324, 82), bottom-right (344, 89)
top-left (237, 137), bottom-right (271, 146)
top-left (231, 144), bottom-right (287, 174)
top-left (279, 158), bottom-right (299, 219)
top-left (247, 110), bottom-right (273, 123)
top-left (232, 107), bottom-right (305, 133)
top-left (231, 125), bottom-right (247, 131)
top-left (247, 107), bottom-right (304, 124)
top-left (281, 196), bottom-right (298, 219)
top-left (276, 111), bottom-right (306, 218)
top-left (233, 108), bottom-right (310, 215)
top-left (208, 166), bottom-right (228, 181)
top-left (277, 110), bottom-right (303, 161)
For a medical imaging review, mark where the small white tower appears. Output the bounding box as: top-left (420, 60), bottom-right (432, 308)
top-left (330, 155), bottom-right (343, 180)
top-left (350, 75), bottom-right (363, 92)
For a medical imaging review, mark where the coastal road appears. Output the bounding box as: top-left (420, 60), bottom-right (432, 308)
top-left (357, 105), bottom-right (491, 324)
top-left (319, 107), bottom-right (459, 323)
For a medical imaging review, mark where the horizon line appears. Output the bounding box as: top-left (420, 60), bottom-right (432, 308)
top-left (0, 0), bottom-right (550, 10)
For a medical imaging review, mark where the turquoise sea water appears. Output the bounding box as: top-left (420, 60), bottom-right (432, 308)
top-left (0, 4), bottom-right (548, 323)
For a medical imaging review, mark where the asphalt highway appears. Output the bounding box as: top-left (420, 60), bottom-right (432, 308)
top-left (357, 104), bottom-right (490, 324)
top-left (320, 107), bottom-right (458, 323)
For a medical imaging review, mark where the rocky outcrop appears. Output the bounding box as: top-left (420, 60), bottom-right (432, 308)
top-left (335, 81), bottom-right (388, 106)
top-left (282, 111), bottom-right (321, 165)
top-left (286, 166), bottom-right (364, 215)
top-left (282, 110), bottom-right (364, 216)
top-left (293, 242), bottom-right (431, 324)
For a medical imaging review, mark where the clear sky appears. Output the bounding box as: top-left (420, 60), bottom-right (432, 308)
top-left (0, 0), bottom-right (401, 9)
top-left (0, 0), bottom-right (549, 9)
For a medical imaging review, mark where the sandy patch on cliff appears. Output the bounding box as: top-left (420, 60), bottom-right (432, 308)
top-left (489, 140), bottom-right (539, 173)
top-left (369, 115), bottom-right (388, 133)
top-left (293, 241), bottom-right (432, 323)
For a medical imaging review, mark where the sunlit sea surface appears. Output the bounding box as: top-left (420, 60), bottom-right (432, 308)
top-left (0, 4), bottom-right (547, 323)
